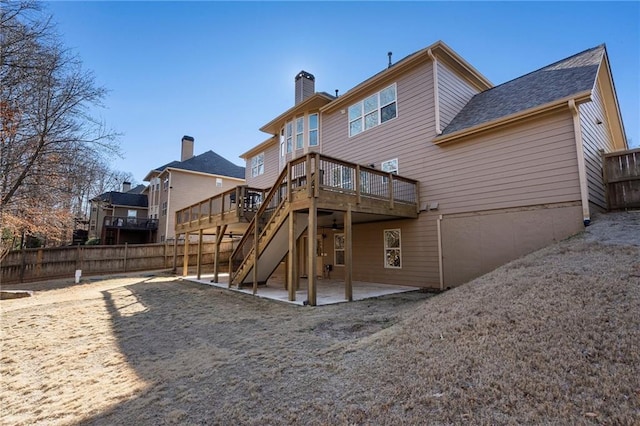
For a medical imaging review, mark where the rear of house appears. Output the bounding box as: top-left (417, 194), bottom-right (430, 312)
top-left (181, 40), bottom-right (627, 303)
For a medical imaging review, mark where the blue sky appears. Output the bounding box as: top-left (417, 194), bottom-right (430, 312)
top-left (46, 1), bottom-right (639, 185)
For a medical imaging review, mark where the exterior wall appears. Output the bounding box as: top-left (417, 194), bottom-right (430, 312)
top-left (158, 171), bottom-right (244, 242)
top-left (437, 60), bottom-right (479, 130)
top-left (320, 56), bottom-right (583, 287)
top-left (579, 82), bottom-right (616, 210)
top-left (245, 143), bottom-right (280, 189)
top-left (441, 203), bottom-right (583, 287)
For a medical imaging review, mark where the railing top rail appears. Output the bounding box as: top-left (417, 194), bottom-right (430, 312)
top-left (175, 185), bottom-right (265, 221)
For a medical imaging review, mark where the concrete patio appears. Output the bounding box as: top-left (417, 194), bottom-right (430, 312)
top-left (182, 273), bottom-right (420, 306)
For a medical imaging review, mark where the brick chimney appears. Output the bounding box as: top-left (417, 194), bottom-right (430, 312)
top-left (295, 71), bottom-right (315, 105)
top-left (181, 135), bottom-right (194, 161)
top-left (122, 181), bottom-right (131, 192)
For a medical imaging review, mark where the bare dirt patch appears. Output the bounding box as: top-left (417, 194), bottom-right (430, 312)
top-left (1, 212), bottom-right (639, 425)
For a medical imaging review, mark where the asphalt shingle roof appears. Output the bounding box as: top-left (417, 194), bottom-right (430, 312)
top-left (441, 44), bottom-right (604, 136)
top-left (92, 191), bottom-right (148, 208)
top-left (154, 150), bottom-right (245, 179)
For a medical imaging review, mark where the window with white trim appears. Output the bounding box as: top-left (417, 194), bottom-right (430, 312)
top-left (161, 201), bottom-right (168, 216)
top-left (348, 84), bottom-right (397, 137)
top-left (332, 166), bottom-right (354, 190)
top-left (334, 233), bottom-right (345, 266)
top-left (163, 177), bottom-right (169, 190)
top-left (216, 177), bottom-right (223, 187)
top-left (381, 158), bottom-right (398, 174)
top-left (251, 153), bottom-right (264, 177)
top-left (280, 129), bottom-right (285, 157)
top-left (286, 121), bottom-right (293, 153)
top-left (308, 113), bottom-right (318, 146)
top-left (295, 117), bottom-right (304, 150)
top-left (384, 229), bottom-right (401, 268)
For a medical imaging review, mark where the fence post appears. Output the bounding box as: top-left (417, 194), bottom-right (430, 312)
top-left (19, 249), bottom-right (26, 283)
top-left (124, 243), bottom-right (128, 272)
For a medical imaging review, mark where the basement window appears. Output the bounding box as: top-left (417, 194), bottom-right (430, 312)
top-left (384, 229), bottom-right (401, 269)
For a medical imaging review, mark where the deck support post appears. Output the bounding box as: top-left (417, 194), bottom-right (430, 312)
top-left (182, 232), bottom-right (190, 277)
top-left (252, 216), bottom-right (259, 295)
top-left (344, 205), bottom-right (353, 301)
top-left (307, 198), bottom-right (317, 306)
top-left (212, 225), bottom-right (226, 283)
top-left (196, 229), bottom-right (204, 280)
top-left (288, 210), bottom-right (297, 301)
top-left (172, 235), bottom-right (178, 273)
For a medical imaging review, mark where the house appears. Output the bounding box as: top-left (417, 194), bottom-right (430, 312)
top-left (144, 136), bottom-right (246, 243)
top-left (175, 41), bottom-right (627, 305)
top-left (89, 182), bottom-right (154, 245)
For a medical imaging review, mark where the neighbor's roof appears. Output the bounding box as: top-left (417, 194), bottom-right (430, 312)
top-left (145, 150), bottom-right (245, 181)
top-left (440, 44), bottom-right (605, 136)
top-left (127, 184), bottom-right (146, 194)
top-left (92, 191), bottom-right (148, 208)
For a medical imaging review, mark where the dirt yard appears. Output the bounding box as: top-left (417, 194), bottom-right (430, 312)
top-left (1, 211), bottom-right (639, 425)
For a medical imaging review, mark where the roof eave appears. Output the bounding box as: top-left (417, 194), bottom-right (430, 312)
top-left (164, 166), bottom-right (246, 181)
top-left (240, 136), bottom-right (278, 159)
top-left (433, 91), bottom-right (592, 145)
top-left (321, 40), bottom-right (493, 114)
top-left (260, 93), bottom-right (334, 135)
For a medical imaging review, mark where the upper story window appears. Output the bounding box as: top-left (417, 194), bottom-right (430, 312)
top-left (308, 113), bottom-right (318, 146)
top-left (163, 177), bottom-right (169, 190)
top-left (251, 153), bottom-right (264, 177)
top-left (161, 201), bottom-right (168, 216)
top-left (295, 117), bottom-right (304, 150)
top-left (348, 84), bottom-right (397, 137)
top-left (280, 129), bottom-right (285, 157)
top-left (216, 177), bottom-right (223, 187)
top-left (381, 158), bottom-right (399, 174)
top-left (286, 122), bottom-right (293, 153)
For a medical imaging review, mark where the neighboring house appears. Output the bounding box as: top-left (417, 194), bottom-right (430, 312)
top-left (176, 41), bottom-right (627, 305)
top-left (89, 182), bottom-right (154, 245)
top-left (144, 136), bottom-right (246, 242)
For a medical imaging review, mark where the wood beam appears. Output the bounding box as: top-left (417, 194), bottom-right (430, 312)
top-left (182, 232), bottom-right (189, 277)
top-left (196, 229), bottom-right (204, 279)
top-left (344, 205), bottom-right (353, 301)
top-left (172, 235), bottom-right (178, 273)
top-left (287, 210), bottom-right (297, 301)
top-left (307, 197), bottom-right (317, 306)
top-left (252, 216), bottom-right (259, 295)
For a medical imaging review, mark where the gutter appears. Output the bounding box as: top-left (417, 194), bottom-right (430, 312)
top-left (433, 91), bottom-right (592, 145)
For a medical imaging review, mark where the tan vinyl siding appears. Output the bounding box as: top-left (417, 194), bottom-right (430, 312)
top-left (423, 111), bottom-right (581, 215)
top-left (579, 83), bottom-right (615, 210)
top-left (245, 143), bottom-right (279, 189)
top-left (437, 60), bottom-right (479, 130)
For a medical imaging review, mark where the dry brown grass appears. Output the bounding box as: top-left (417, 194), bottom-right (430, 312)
top-left (1, 212), bottom-right (639, 425)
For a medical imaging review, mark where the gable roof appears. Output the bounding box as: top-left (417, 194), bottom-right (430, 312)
top-left (127, 184), bottom-right (146, 194)
top-left (440, 44), bottom-right (604, 137)
top-left (145, 150), bottom-right (245, 181)
top-left (91, 191), bottom-right (148, 208)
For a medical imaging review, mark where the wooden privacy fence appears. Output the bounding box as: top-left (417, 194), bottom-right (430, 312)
top-left (1, 241), bottom-right (234, 285)
top-left (603, 148), bottom-right (640, 210)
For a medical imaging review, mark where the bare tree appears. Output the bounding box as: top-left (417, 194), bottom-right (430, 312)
top-left (1, 1), bottom-right (121, 255)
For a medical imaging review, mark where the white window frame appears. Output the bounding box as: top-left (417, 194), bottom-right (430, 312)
top-left (251, 152), bottom-right (265, 178)
top-left (308, 113), bottom-right (319, 147)
top-left (295, 117), bottom-right (304, 150)
top-left (161, 201), bottom-right (168, 217)
top-left (348, 84), bottom-right (397, 137)
top-left (381, 158), bottom-right (399, 175)
top-left (216, 177), bottom-right (223, 187)
top-left (163, 177), bottom-right (169, 190)
top-left (286, 121), bottom-right (293, 153)
top-left (334, 233), bottom-right (345, 266)
top-left (280, 128), bottom-right (285, 157)
top-left (383, 228), bottom-right (402, 269)
top-left (332, 166), bottom-right (354, 190)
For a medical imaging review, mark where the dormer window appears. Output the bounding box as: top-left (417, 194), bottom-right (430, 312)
top-left (348, 84), bottom-right (397, 137)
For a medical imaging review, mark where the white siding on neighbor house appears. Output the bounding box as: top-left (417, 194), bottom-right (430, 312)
top-left (579, 82), bottom-right (615, 210)
top-left (245, 143), bottom-right (280, 190)
top-left (437, 60), bottom-right (479, 130)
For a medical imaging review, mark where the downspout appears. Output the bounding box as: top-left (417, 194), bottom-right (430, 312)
top-left (437, 214), bottom-right (444, 291)
top-left (427, 49), bottom-right (442, 135)
top-left (568, 99), bottom-right (591, 226)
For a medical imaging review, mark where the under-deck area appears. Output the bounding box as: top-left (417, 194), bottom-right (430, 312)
top-left (175, 153), bottom-right (420, 306)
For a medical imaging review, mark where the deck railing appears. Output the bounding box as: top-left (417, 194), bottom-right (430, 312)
top-left (228, 153), bottom-right (419, 284)
top-left (175, 186), bottom-right (267, 232)
top-left (104, 216), bottom-right (158, 230)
